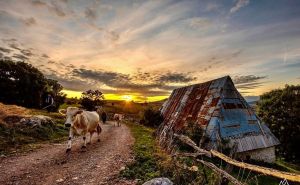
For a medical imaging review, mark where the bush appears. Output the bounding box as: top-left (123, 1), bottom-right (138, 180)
top-left (141, 108), bottom-right (163, 128)
top-left (257, 85), bottom-right (300, 163)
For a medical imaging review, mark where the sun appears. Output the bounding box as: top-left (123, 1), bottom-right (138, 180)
top-left (122, 95), bottom-right (133, 102)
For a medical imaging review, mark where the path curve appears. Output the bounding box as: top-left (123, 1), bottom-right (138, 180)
top-left (0, 122), bottom-right (135, 185)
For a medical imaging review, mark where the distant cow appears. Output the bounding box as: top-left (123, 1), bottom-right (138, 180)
top-left (113, 114), bottom-right (124, 127)
top-left (59, 107), bottom-right (102, 153)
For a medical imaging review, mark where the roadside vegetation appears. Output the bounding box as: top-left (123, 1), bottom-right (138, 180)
top-left (0, 103), bottom-right (68, 156)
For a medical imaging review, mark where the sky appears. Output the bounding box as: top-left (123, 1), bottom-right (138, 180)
top-left (0, 0), bottom-right (300, 102)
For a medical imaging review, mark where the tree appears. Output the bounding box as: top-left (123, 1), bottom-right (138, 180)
top-left (0, 59), bottom-right (65, 109)
top-left (80, 89), bottom-right (104, 111)
top-left (257, 85), bottom-right (300, 162)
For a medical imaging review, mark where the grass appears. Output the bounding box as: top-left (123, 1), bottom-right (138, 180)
top-left (122, 121), bottom-right (300, 185)
top-left (0, 108), bottom-right (68, 156)
top-left (120, 121), bottom-right (161, 184)
top-left (121, 121), bottom-right (221, 185)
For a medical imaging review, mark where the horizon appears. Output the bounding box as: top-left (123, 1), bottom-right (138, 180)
top-left (1, 0), bottom-right (300, 102)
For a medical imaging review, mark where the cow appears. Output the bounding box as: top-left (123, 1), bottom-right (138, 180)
top-left (113, 113), bottom-right (124, 127)
top-left (59, 107), bottom-right (102, 153)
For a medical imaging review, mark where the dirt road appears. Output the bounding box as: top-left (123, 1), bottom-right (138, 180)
top-left (0, 122), bottom-right (135, 185)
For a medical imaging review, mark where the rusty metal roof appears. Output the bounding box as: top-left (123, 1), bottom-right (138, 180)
top-left (158, 76), bottom-right (279, 153)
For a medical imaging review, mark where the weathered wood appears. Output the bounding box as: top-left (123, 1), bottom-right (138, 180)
top-left (196, 159), bottom-right (244, 185)
top-left (211, 150), bottom-right (300, 182)
top-left (174, 134), bottom-right (300, 183)
top-left (174, 134), bottom-right (211, 157)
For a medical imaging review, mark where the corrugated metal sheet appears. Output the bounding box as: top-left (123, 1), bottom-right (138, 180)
top-left (158, 76), bottom-right (280, 153)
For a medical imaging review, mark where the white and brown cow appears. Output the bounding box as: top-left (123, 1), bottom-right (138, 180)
top-left (59, 107), bottom-right (102, 153)
top-left (113, 113), bottom-right (124, 127)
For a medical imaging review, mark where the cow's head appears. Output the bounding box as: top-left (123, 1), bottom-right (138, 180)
top-left (59, 107), bottom-right (83, 127)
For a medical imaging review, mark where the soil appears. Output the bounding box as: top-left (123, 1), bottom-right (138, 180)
top-left (0, 121), bottom-right (136, 185)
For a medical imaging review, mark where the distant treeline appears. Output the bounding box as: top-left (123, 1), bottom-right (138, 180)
top-left (0, 59), bottom-right (65, 110)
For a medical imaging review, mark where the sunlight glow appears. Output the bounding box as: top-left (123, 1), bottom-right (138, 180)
top-left (121, 95), bottom-right (133, 102)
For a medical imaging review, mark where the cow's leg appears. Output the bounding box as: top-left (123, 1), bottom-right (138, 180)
top-left (96, 124), bottom-right (101, 142)
top-left (66, 129), bottom-right (74, 153)
top-left (81, 132), bottom-right (87, 151)
top-left (88, 132), bottom-right (93, 144)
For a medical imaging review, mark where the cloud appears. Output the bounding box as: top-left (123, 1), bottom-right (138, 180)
top-left (72, 68), bottom-right (130, 85)
top-left (70, 68), bottom-right (195, 95)
top-left (85, 7), bottom-right (97, 20)
top-left (31, 0), bottom-right (47, 7)
top-left (230, 0), bottom-right (250, 14)
top-left (233, 75), bottom-right (267, 90)
top-left (21, 17), bottom-right (37, 26)
top-left (20, 49), bottom-right (33, 57)
top-left (42, 54), bottom-right (49, 58)
top-left (31, 0), bottom-right (66, 17)
top-left (187, 17), bottom-right (211, 29)
top-left (12, 54), bottom-right (29, 61)
top-left (8, 43), bottom-right (21, 50)
top-left (233, 75), bottom-right (267, 84)
top-left (48, 2), bottom-right (66, 17)
top-left (156, 72), bottom-right (197, 83)
top-left (0, 47), bottom-right (12, 53)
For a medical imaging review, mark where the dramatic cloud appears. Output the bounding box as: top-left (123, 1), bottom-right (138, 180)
top-left (234, 75), bottom-right (267, 90)
top-left (233, 75), bottom-right (267, 84)
top-left (70, 68), bottom-right (195, 94)
top-left (1, 0), bottom-right (299, 99)
top-left (157, 72), bottom-right (196, 83)
top-left (230, 0), bottom-right (250, 14)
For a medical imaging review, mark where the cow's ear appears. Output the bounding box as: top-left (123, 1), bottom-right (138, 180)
top-left (59, 109), bottom-right (67, 115)
top-left (76, 110), bottom-right (83, 115)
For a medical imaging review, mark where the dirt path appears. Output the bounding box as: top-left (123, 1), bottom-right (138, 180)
top-left (0, 122), bottom-right (135, 185)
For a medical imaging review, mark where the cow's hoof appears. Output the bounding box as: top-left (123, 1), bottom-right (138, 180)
top-left (97, 139), bottom-right (100, 142)
top-left (66, 148), bottom-right (71, 153)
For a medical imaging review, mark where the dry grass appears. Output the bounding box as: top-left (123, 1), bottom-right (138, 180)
top-left (0, 103), bottom-right (31, 126)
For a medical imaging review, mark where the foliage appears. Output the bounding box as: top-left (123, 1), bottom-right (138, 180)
top-left (80, 89), bottom-right (104, 111)
top-left (0, 59), bottom-right (65, 109)
top-left (257, 85), bottom-right (300, 163)
top-left (140, 108), bottom-right (163, 128)
top-left (122, 122), bottom-right (217, 185)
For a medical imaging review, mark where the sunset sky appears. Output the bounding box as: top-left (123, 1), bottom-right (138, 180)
top-left (0, 0), bottom-right (300, 102)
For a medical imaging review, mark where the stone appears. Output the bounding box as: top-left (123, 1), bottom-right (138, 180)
top-left (142, 178), bottom-right (173, 185)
